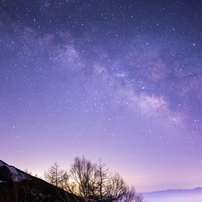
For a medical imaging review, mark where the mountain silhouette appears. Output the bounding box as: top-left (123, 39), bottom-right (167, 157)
top-left (0, 160), bottom-right (82, 202)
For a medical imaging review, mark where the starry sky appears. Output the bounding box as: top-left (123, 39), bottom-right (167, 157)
top-left (1, 0), bottom-right (202, 192)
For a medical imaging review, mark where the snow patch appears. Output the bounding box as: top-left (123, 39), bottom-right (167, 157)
top-left (7, 166), bottom-right (19, 176)
top-left (6, 165), bottom-right (28, 182)
top-left (0, 160), bottom-right (5, 166)
top-left (0, 160), bottom-right (30, 182)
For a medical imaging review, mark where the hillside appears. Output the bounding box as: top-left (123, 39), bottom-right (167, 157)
top-left (0, 160), bottom-right (82, 202)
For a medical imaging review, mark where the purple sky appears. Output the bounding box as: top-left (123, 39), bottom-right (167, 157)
top-left (1, 0), bottom-right (202, 192)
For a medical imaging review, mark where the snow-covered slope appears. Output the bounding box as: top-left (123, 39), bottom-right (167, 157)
top-left (0, 160), bottom-right (29, 182)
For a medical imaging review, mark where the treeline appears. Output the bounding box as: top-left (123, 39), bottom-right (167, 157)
top-left (44, 156), bottom-right (143, 202)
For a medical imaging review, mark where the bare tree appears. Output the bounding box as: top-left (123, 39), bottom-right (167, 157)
top-left (122, 186), bottom-right (135, 202)
top-left (44, 162), bottom-right (64, 187)
top-left (68, 156), bottom-right (99, 202)
top-left (44, 157), bottom-right (144, 202)
top-left (95, 159), bottom-right (111, 202)
top-left (134, 194), bottom-right (144, 202)
top-left (105, 173), bottom-right (127, 202)
top-left (122, 186), bottom-right (144, 202)
top-left (67, 157), bottom-right (143, 202)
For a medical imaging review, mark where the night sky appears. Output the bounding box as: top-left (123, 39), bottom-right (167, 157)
top-left (1, 0), bottom-right (202, 192)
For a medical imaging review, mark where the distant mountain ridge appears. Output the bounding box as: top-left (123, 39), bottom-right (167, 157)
top-left (0, 159), bottom-right (82, 202)
top-left (143, 187), bottom-right (202, 202)
top-left (144, 187), bottom-right (202, 194)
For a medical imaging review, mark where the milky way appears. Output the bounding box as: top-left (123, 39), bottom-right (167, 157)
top-left (1, 0), bottom-right (202, 192)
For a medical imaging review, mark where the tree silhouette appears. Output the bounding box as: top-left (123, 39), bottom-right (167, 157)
top-left (44, 157), bottom-right (144, 202)
top-left (44, 162), bottom-right (64, 187)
